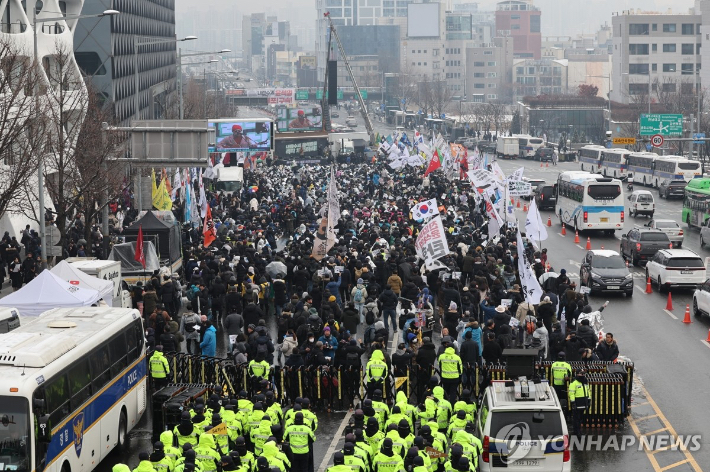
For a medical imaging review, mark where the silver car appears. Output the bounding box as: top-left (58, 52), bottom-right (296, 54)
top-left (644, 219), bottom-right (684, 247)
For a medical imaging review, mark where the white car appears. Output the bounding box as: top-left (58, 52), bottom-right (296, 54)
top-left (627, 190), bottom-right (655, 217)
top-left (643, 219), bottom-right (684, 247)
top-left (646, 249), bottom-right (706, 291)
top-left (693, 279), bottom-right (710, 318)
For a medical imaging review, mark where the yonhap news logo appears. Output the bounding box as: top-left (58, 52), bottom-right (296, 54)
top-left (495, 422), bottom-right (535, 464)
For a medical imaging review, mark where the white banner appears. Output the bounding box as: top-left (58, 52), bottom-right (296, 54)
top-left (490, 161), bottom-right (507, 185)
top-left (508, 166), bottom-right (525, 182)
top-left (415, 215), bottom-right (450, 268)
top-left (468, 169), bottom-right (497, 190)
top-left (516, 229), bottom-right (544, 305)
top-left (469, 147), bottom-right (484, 170)
top-left (525, 198), bottom-right (549, 246)
top-left (411, 198), bottom-right (440, 220)
top-left (507, 180), bottom-right (533, 196)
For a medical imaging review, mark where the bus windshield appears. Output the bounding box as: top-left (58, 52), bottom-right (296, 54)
top-left (0, 397), bottom-right (30, 472)
top-left (678, 162), bottom-right (700, 170)
top-left (587, 185), bottom-right (621, 200)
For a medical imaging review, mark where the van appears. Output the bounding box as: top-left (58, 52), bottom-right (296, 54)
top-left (628, 190), bottom-right (655, 217)
top-left (496, 136), bottom-right (519, 160)
top-left (535, 184), bottom-right (557, 210)
top-left (477, 379), bottom-right (570, 472)
top-left (0, 308), bottom-right (21, 333)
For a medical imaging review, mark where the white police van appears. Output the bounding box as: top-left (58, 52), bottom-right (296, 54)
top-left (476, 378), bottom-right (571, 472)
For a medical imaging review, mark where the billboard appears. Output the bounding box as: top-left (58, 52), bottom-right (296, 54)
top-left (208, 119), bottom-right (273, 152)
top-left (224, 88), bottom-right (296, 105)
top-left (275, 137), bottom-right (329, 161)
top-left (276, 106), bottom-right (323, 132)
top-left (407, 3), bottom-right (440, 38)
top-left (299, 56), bottom-right (317, 69)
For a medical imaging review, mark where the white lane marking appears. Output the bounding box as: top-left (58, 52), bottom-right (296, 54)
top-left (576, 245), bottom-right (584, 250)
top-left (663, 310), bottom-right (678, 320)
top-left (635, 284), bottom-right (647, 293)
top-left (318, 410), bottom-right (353, 472)
top-left (702, 340), bottom-right (710, 349)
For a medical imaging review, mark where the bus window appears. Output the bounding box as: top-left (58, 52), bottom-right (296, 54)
top-left (0, 397), bottom-right (30, 472)
top-left (109, 334), bottom-right (128, 377)
top-left (44, 375), bottom-right (70, 426)
top-left (90, 347), bottom-right (111, 391)
top-left (67, 358), bottom-right (92, 408)
top-left (588, 185), bottom-right (621, 200)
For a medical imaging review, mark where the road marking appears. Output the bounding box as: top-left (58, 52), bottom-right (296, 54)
top-left (701, 340), bottom-right (710, 349)
top-left (635, 284), bottom-right (646, 292)
top-left (663, 310), bottom-right (678, 320)
top-left (627, 375), bottom-right (703, 472)
top-left (317, 410), bottom-right (353, 472)
top-left (576, 245), bottom-right (584, 250)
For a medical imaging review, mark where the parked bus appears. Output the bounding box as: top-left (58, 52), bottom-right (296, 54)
top-left (578, 145), bottom-right (606, 172)
top-left (0, 307), bottom-right (147, 472)
top-left (682, 177), bottom-right (710, 227)
top-left (651, 156), bottom-right (702, 187)
top-left (599, 148), bottom-right (631, 179)
top-left (515, 135), bottom-right (545, 159)
top-left (556, 171), bottom-right (625, 234)
top-left (626, 152), bottom-right (657, 186)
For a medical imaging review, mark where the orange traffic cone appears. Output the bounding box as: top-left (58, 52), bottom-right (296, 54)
top-left (547, 216), bottom-right (552, 227)
top-left (645, 277), bottom-right (652, 293)
top-left (666, 292), bottom-right (673, 311)
top-left (540, 161), bottom-right (543, 167)
top-left (516, 199), bottom-right (521, 208)
top-left (683, 305), bottom-right (692, 324)
top-left (546, 162), bottom-right (549, 167)
top-left (705, 328), bottom-right (710, 343)
top-left (574, 230), bottom-right (580, 244)
top-left (561, 225), bottom-right (566, 236)
top-left (523, 202), bottom-right (528, 211)
top-left (586, 237), bottom-right (591, 250)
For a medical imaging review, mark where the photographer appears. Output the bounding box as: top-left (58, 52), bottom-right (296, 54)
top-left (318, 327), bottom-right (338, 364)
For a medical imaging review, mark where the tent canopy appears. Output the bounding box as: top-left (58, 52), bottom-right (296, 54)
top-left (123, 211), bottom-right (182, 265)
top-left (108, 241), bottom-right (160, 273)
top-left (0, 270), bottom-right (101, 316)
top-left (51, 260), bottom-right (114, 305)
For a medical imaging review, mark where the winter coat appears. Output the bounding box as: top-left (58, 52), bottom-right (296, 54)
top-left (459, 338), bottom-right (480, 367)
top-left (281, 335), bottom-right (298, 358)
top-left (416, 342), bottom-right (437, 371)
top-left (576, 324), bottom-right (598, 349)
top-left (224, 313), bottom-right (244, 336)
top-left (386, 274), bottom-right (403, 294)
top-left (342, 307), bottom-right (360, 335)
top-left (378, 289), bottom-right (398, 310)
top-left (200, 325), bottom-right (217, 357)
top-left (595, 340), bottom-right (619, 361)
top-left (143, 291), bottom-right (158, 316)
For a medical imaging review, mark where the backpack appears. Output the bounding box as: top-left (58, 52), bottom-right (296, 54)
top-left (256, 339), bottom-right (269, 358)
top-left (155, 314), bottom-right (167, 336)
top-left (526, 315), bottom-right (536, 335)
top-left (353, 287), bottom-right (364, 303)
top-left (364, 325), bottom-right (376, 345)
top-left (183, 314), bottom-right (197, 333)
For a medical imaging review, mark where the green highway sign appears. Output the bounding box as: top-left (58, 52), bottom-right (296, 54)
top-left (315, 89), bottom-right (344, 100)
top-left (640, 114), bottom-right (683, 136)
top-left (316, 90), bottom-right (322, 99)
top-left (295, 89), bottom-right (309, 100)
top-left (360, 89), bottom-right (368, 100)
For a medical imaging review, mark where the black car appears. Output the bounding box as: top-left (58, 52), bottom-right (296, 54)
top-left (580, 250), bottom-right (634, 296)
top-left (658, 179), bottom-right (686, 199)
top-left (534, 184), bottom-right (557, 210)
top-left (534, 147), bottom-right (554, 162)
top-left (620, 228), bottom-right (672, 266)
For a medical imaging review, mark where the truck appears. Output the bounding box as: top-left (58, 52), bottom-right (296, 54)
top-left (67, 259), bottom-right (124, 305)
top-left (496, 136), bottom-right (519, 159)
top-left (333, 138), bottom-right (355, 156)
top-left (215, 166), bottom-right (244, 194)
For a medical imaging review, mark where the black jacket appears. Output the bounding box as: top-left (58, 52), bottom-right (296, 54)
top-left (391, 349), bottom-right (414, 376)
top-left (459, 339), bottom-right (480, 367)
top-left (482, 340), bottom-right (503, 364)
top-left (416, 342), bottom-right (437, 371)
top-left (595, 340), bottom-right (619, 361)
top-left (242, 303), bottom-right (264, 328)
top-left (564, 336), bottom-right (587, 362)
top-left (576, 324), bottom-right (598, 350)
top-left (378, 289), bottom-right (398, 310)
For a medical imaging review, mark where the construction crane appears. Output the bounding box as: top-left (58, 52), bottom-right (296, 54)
top-left (321, 11), bottom-right (376, 146)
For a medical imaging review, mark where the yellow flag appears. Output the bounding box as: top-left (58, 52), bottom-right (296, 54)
top-left (152, 171), bottom-right (173, 211)
top-left (209, 423), bottom-right (228, 436)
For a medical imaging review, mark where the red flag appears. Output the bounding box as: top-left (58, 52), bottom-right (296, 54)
top-left (203, 204), bottom-right (217, 248)
top-left (424, 149), bottom-right (442, 176)
top-left (134, 225), bottom-right (146, 269)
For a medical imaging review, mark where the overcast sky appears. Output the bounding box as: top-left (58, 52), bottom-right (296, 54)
top-left (175, 0), bottom-right (696, 37)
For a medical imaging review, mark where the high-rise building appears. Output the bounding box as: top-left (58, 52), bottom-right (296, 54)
top-left (74, 0), bottom-right (177, 124)
top-left (611, 8), bottom-right (702, 104)
top-left (495, 0), bottom-right (541, 59)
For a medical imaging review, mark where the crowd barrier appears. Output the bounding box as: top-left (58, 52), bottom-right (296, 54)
top-left (161, 353), bottom-right (633, 426)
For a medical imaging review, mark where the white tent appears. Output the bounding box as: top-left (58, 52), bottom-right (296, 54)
top-left (0, 270), bottom-right (101, 316)
top-left (51, 260), bottom-right (114, 306)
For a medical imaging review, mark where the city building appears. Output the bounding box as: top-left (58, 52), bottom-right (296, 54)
top-left (611, 7), bottom-right (702, 105)
top-left (73, 0), bottom-right (176, 124)
top-left (495, 0), bottom-right (541, 59)
top-left (465, 36), bottom-right (514, 102)
top-left (517, 95), bottom-right (607, 142)
top-left (513, 58), bottom-right (568, 100)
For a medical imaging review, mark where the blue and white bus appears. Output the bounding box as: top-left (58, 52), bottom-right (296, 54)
top-left (600, 148), bottom-right (630, 179)
top-left (0, 307), bottom-right (147, 472)
top-left (651, 156), bottom-right (702, 187)
top-left (556, 171), bottom-right (625, 234)
top-left (578, 145), bottom-right (606, 172)
top-left (626, 152), bottom-right (657, 186)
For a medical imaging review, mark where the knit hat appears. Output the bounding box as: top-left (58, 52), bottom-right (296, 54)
top-left (448, 301), bottom-right (457, 311)
top-left (357, 278), bottom-right (364, 284)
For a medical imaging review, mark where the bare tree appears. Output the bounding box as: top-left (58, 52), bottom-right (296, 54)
top-left (430, 80), bottom-right (453, 118)
top-left (0, 38), bottom-right (50, 225)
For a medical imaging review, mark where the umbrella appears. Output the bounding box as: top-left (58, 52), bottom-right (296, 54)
top-left (265, 261), bottom-right (287, 278)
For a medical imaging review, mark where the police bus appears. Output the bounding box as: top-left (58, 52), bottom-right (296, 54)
top-left (515, 135), bottom-right (545, 159)
top-left (599, 148), bottom-right (631, 179)
top-left (626, 152), bottom-right (657, 186)
top-left (577, 145), bottom-right (606, 172)
top-left (556, 171), bottom-right (625, 234)
top-left (0, 307), bottom-right (147, 472)
top-left (651, 156), bottom-right (702, 187)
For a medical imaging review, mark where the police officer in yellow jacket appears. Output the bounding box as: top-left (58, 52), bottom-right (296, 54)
top-left (174, 412), bottom-right (199, 448)
top-left (134, 452), bottom-right (158, 472)
top-left (372, 439), bottom-right (404, 472)
top-left (326, 452), bottom-right (354, 472)
top-left (150, 442), bottom-right (174, 472)
top-left (551, 352), bottom-right (572, 408)
top-left (284, 412), bottom-right (316, 472)
top-left (568, 371), bottom-right (592, 436)
top-left (365, 350), bottom-right (388, 397)
top-left (437, 346), bottom-right (462, 403)
top-left (342, 441), bottom-right (367, 472)
top-left (149, 346), bottom-right (170, 390)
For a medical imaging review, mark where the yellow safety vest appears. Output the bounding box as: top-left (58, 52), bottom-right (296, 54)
top-left (438, 353), bottom-right (462, 379)
top-left (150, 352), bottom-right (169, 379)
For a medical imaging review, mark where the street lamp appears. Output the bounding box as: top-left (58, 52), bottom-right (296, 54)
top-left (32, 4), bottom-right (119, 268)
top-left (177, 50), bottom-right (230, 119)
top-left (134, 34), bottom-right (197, 121)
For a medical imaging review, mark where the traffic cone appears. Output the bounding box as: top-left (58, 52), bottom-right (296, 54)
top-left (540, 161), bottom-right (543, 167)
top-left (683, 305), bottom-right (692, 324)
top-left (523, 202), bottom-right (528, 211)
top-left (574, 230), bottom-right (580, 244)
top-left (586, 237), bottom-right (591, 250)
top-left (561, 225), bottom-right (566, 236)
top-left (517, 199), bottom-right (521, 208)
top-left (645, 277), bottom-right (652, 293)
top-left (666, 292), bottom-right (673, 311)
top-left (705, 328), bottom-right (710, 343)
top-left (547, 216), bottom-right (552, 227)
top-left (546, 162), bottom-right (549, 167)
